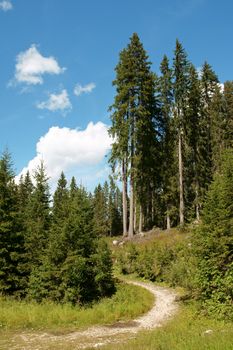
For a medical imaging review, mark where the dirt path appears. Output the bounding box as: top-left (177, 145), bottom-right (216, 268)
top-left (9, 281), bottom-right (178, 350)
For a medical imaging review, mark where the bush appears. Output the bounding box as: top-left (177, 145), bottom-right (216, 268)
top-left (117, 238), bottom-right (197, 290)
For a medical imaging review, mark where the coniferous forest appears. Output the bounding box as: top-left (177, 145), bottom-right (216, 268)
top-left (0, 33), bottom-right (232, 323)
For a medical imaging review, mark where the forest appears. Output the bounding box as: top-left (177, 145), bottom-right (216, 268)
top-left (0, 33), bottom-right (232, 348)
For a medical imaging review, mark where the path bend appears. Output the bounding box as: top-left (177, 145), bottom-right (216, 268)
top-left (12, 280), bottom-right (178, 349)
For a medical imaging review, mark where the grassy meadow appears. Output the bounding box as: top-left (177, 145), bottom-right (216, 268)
top-left (100, 303), bottom-right (233, 350)
top-left (0, 282), bottom-right (154, 333)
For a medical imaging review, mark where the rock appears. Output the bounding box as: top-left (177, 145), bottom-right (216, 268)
top-left (202, 329), bottom-right (213, 336)
top-left (112, 240), bottom-right (119, 246)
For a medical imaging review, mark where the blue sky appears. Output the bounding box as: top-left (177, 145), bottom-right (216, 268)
top-left (0, 0), bottom-right (232, 190)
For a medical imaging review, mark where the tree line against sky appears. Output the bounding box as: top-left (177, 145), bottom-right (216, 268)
top-left (0, 33), bottom-right (232, 305)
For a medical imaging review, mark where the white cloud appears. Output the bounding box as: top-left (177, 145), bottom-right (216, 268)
top-left (17, 122), bottom-right (112, 187)
top-left (74, 82), bottom-right (96, 96)
top-left (218, 83), bottom-right (224, 93)
top-left (13, 44), bottom-right (65, 85)
top-left (0, 0), bottom-right (13, 11)
top-left (196, 66), bottom-right (202, 79)
top-left (37, 89), bottom-right (72, 113)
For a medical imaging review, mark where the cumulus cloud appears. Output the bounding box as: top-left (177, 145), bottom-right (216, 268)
top-left (218, 83), bottom-right (224, 93)
top-left (13, 44), bottom-right (65, 85)
top-left (0, 0), bottom-right (13, 11)
top-left (17, 122), bottom-right (112, 186)
top-left (37, 89), bottom-right (72, 113)
top-left (74, 82), bottom-right (96, 96)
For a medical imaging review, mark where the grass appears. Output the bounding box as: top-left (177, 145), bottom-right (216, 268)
top-left (0, 281), bottom-right (154, 333)
top-left (99, 302), bottom-right (233, 350)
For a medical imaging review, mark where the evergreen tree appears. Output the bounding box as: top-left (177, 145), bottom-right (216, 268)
top-left (109, 33), bottom-right (159, 236)
top-left (209, 85), bottom-right (226, 172)
top-left (46, 172), bottom-right (70, 267)
top-left (193, 149), bottom-right (233, 319)
top-left (69, 176), bottom-right (77, 199)
top-left (29, 181), bottom-right (115, 304)
top-left (0, 151), bottom-right (25, 295)
top-left (173, 39), bottom-right (190, 225)
top-left (52, 172), bottom-right (69, 223)
top-left (17, 171), bottom-right (34, 227)
top-left (24, 162), bottom-right (50, 270)
top-left (93, 240), bottom-right (115, 297)
top-left (185, 65), bottom-right (203, 220)
top-left (93, 183), bottom-right (109, 235)
top-left (108, 176), bottom-right (123, 235)
top-left (209, 82), bottom-right (233, 173)
top-left (223, 81), bottom-right (233, 149)
top-left (200, 61), bottom-right (219, 187)
top-left (159, 55), bottom-right (177, 228)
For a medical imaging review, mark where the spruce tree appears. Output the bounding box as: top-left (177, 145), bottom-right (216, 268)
top-left (185, 65), bottom-right (203, 220)
top-left (209, 85), bottom-right (225, 172)
top-left (222, 81), bottom-right (233, 149)
top-left (0, 151), bottom-right (25, 295)
top-left (17, 171), bottom-right (34, 228)
top-left (24, 161), bottom-right (50, 270)
top-left (108, 176), bottom-right (123, 235)
top-left (193, 149), bottom-right (233, 319)
top-left (159, 55), bottom-right (176, 228)
top-left (52, 171), bottom-right (69, 223)
top-left (58, 185), bottom-right (104, 303)
top-left (93, 184), bottom-right (109, 235)
top-left (200, 61), bottom-right (219, 187)
top-left (173, 39), bottom-right (190, 225)
top-left (109, 33), bottom-right (159, 236)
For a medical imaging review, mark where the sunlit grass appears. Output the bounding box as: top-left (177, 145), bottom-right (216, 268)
top-left (100, 302), bottom-right (233, 350)
top-left (0, 281), bottom-right (154, 333)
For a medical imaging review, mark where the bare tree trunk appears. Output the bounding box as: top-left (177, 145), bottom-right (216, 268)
top-left (195, 186), bottom-right (200, 221)
top-left (194, 158), bottom-right (200, 222)
top-left (122, 160), bottom-right (128, 236)
top-left (178, 132), bottom-right (184, 225)
top-left (166, 210), bottom-right (171, 230)
top-left (134, 202), bottom-right (137, 233)
top-left (151, 194), bottom-right (154, 224)
top-left (128, 173), bottom-right (134, 238)
top-left (139, 204), bottom-right (143, 233)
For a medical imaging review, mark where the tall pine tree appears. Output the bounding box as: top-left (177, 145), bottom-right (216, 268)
top-left (109, 33), bottom-right (159, 236)
top-left (0, 151), bottom-right (25, 296)
top-left (173, 40), bottom-right (190, 225)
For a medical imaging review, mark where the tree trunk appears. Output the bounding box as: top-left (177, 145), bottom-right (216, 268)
top-left (194, 161), bottom-right (200, 222)
top-left (122, 160), bottom-right (128, 236)
top-left (195, 186), bottom-right (200, 221)
top-left (128, 173), bottom-right (134, 238)
top-left (151, 193), bottom-right (154, 224)
top-left (178, 132), bottom-right (184, 225)
top-left (139, 205), bottom-right (143, 233)
top-left (166, 210), bottom-right (171, 230)
top-left (134, 202), bottom-right (137, 233)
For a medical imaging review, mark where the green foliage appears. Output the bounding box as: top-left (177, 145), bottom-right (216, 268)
top-left (159, 55), bottom-right (178, 227)
top-left (93, 183), bottom-right (109, 235)
top-left (193, 150), bottom-right (233, 319)
top-left (116, 233), bottom-right (196, 290)
top-left (0, 150), bottom-right (26, 296)
top-left (0, 160), bottom-right (115, 305)
top-left (28, 182), bottom-right (115, 305)
top-left (93, 240), bottom-right (115, 297)
top-left (24, 161), bottom-right (51, 270)
top-left (109, 33), bottom-right (160, 233)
